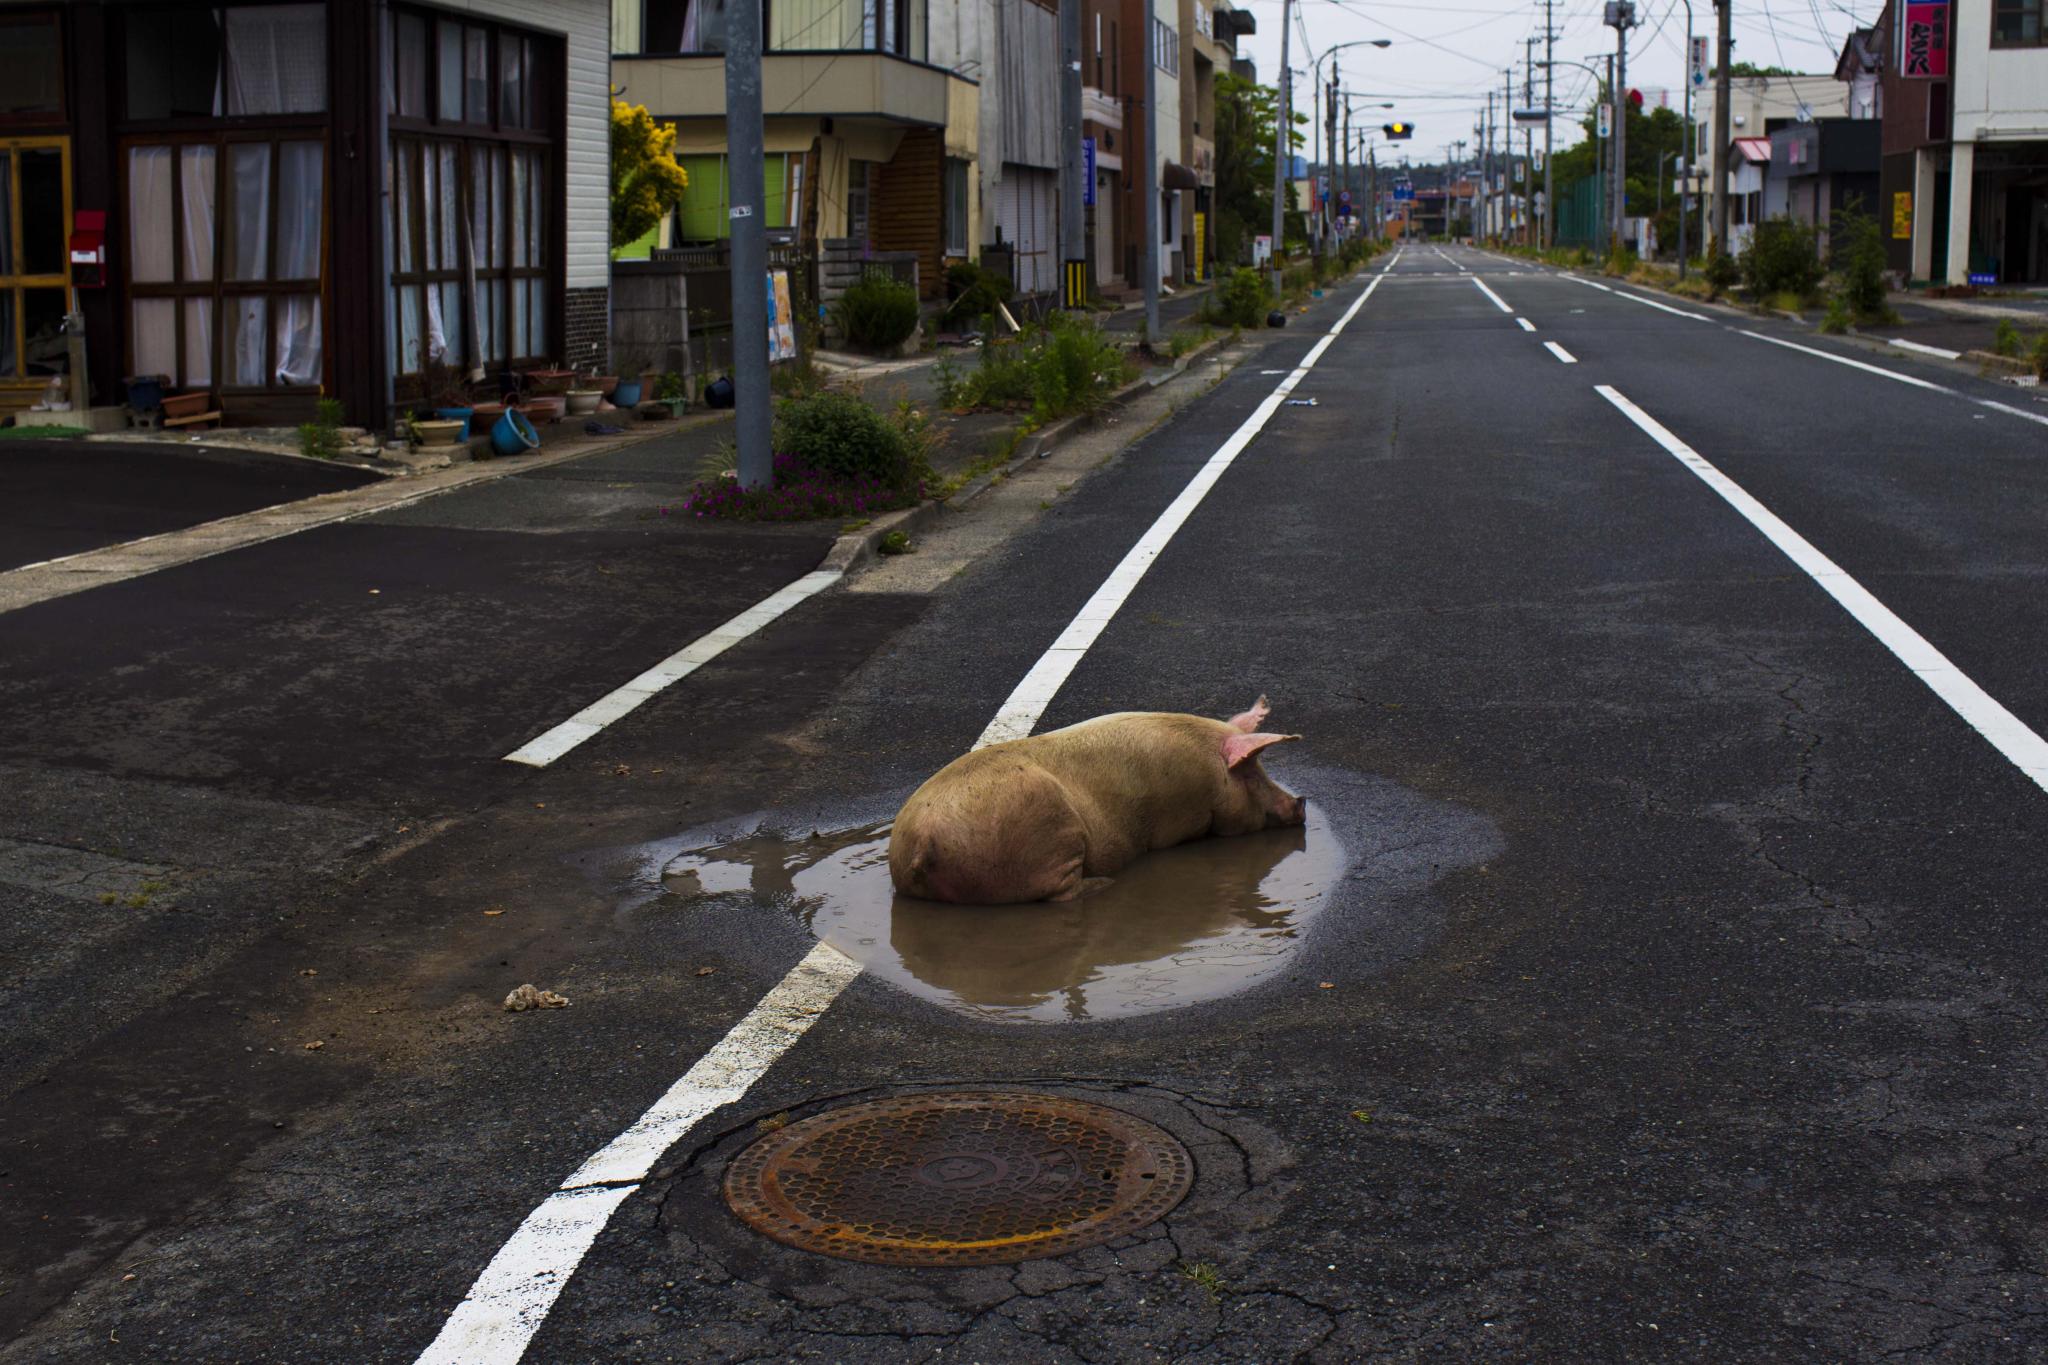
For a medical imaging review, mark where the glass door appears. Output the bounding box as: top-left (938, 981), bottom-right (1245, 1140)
top-left (0, 137), bottom-right (72, 397)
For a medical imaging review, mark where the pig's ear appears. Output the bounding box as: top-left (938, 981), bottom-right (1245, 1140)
top-left (1226, 695), bottom-right (1271, 733)
top-left (1223, 731), bottom-right (1299, 770)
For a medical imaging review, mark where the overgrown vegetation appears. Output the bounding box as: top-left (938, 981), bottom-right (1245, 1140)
top-left (297, 397), bottom-right (346, 460)
top-left (1741, 217), bottom-right (1824, 305)
top-left (940, 261), bottom-right (1014, 328)
top-left (610, 99), bottom-right (689, 248)
top-left (1205, 267), bottom-right (1273, 329)
top-left (679, 453), bottom-right (924, 521)
top-left (936, 313), bottom-right (1134, 421)
top-left (680, 389), bottom-right (938, 521)
top-left (833, 272), bottom-right (922, 350)
top-left (1996, 318), bottom-right (2024, 357)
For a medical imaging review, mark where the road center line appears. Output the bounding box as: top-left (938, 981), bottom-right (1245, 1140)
top-left (1516, 317), bottom-right (1537, 332)
top-left (1597, 385), bottom-right (2048, 796)
top-left (1471, 277), bottom-right (1513, 314)
top-left (1544, 341), bottom-right (1578, 365)
top-left (415, 271), bottom-right (1388, 1365)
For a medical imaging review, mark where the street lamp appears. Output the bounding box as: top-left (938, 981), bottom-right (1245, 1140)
top-left (1307, 39), bottom-right (1392, 248)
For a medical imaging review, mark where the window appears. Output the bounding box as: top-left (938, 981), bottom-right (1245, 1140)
top-left (125, 4), bottom-right (329, 121)
top-left (0, 13), bottom-right (65, 124)
top-left (0, 139), bottom-right (72, 387)
top-left (770, 0), bottom-right (924, 56)
top-left (124, 138), bottom-right (327, 389)
top-left (672, 153), bottom-right (805, 242)
top-left (943, 158), bottom-right (969, 255)
top-left (1152, 17), bottom-right (1179, 76)
top-left (1995, 0), bottom-right (2042, 46)
top-left (385, 8), bottom-right (556, 381)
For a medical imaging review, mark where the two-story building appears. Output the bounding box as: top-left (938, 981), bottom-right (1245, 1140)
top-left (0, 0), bottom-right (613, 430)
top-left (1935, 0), bottom-right (2048, 285)
top-left (1177, 0), bottom-right (1248, 282)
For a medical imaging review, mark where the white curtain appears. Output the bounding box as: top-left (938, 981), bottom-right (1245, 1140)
top-left (224, 5), bottom-right (328, 115)
top-left (276, 295), bottom-right (321, 386)
top-left (275, 142), bottom-right (323, 279)
top-left (228, 144), bottom-right (272, 280)
top-left (132, 298), bottom-right (177, 381)
top-left (184, 298), bottom-right (215, 386)
top-left (128, 148), bottom-right (174, 283)
top-left (226, 296), bottom-right (264, 385)
top-left (425, 284), bottom-right (446, 361)
top-left (179, 146), bottom-right (217, 281)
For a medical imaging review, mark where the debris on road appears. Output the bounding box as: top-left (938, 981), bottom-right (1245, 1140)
top-left (302, 1040), bottom-right (324, 1051)
top-left (503, 984), bottom-right (570, 1012)
top-left (482, 907), bottom-right (505, 916)
top-left (695, 966), bottom-right (717, 977)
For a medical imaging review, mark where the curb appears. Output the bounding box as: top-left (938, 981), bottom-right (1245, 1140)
top-left (820, 331), bottom-right (1237, 577)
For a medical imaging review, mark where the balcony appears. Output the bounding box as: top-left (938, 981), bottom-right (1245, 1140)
top-left (617, 52), bottom-right (966, 128)
top-left (1083, 86), bottom-right (1123, 130)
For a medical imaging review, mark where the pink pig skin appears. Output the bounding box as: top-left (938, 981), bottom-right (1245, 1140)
top-left (889, 696), bottom-right (1306, 905)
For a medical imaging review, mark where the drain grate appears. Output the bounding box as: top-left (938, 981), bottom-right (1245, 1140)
top-left (722, 1091), bottom-right (1194, 1266)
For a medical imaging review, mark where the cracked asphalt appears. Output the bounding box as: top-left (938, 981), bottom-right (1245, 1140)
top-left (5, 244), bottom-right (2048, 1362)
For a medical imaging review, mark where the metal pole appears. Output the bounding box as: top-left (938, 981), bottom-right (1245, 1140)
top-left (1324, 79), bottom-right (1338, 252)
top-left (1271, 0), bottom-right (1291, 289)
top-left (725, 0), bottom-right (772, 490)
top-left (1341, 96), bottom-right (1350, 241)
top-left (1544, 0), bottom-right (1554, 250)
top-left (1712, 0), bottom-right (1731, 257)
top-left (1504, 67), bottom-right (1514, 243)
top-left (1678, 0), bottom-right (1692, 276)
top-left (1614, 11), bottom-right (1628, 254)
top-left (1144, 3), bottom-right (1161, 339)
top-left (1060, 0), bottom-right (1084, 304)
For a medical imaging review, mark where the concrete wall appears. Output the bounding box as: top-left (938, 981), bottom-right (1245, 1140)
top-left (1952, 2), bottom-right (2048, 139)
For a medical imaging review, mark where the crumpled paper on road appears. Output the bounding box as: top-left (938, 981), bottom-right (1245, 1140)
top-left (502, 983), bottom-right (570, 1012)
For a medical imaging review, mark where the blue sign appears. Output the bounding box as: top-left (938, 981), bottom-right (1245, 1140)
top-left (1083, 138), bottom-right (1096, 207)
top-left (1969, 271), bottom-right (1997, 286)
top-left (1393, 183), bottom-right (1415, 202)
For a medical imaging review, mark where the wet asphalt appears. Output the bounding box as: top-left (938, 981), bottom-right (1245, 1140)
top-left (5, 245), bottom-right (2048, 1361)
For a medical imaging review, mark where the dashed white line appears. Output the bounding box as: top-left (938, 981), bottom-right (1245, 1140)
top-left (503, 571), bottom-right (843, 767)
top-left (1471, 277), bottom-right (1514, 314)
top-left (417, 271), bottom-right (1391, 1365)
top-left (1544, 341), bottom-right (1578, 364)
top-left (1516, 317), bottom-right (1537, 333)
top-left (1598, 384), bottom-right (2048, 796)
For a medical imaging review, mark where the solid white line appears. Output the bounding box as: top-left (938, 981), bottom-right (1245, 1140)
top-left (1888, 337), bottom-right (1964, 361)
top-left (1516, 317), bottom-right (1537, 332)
top-left (978, 274), bottom-right (1382, 748)
top-left (1739, 329), bottom-right (2048, 429)
top-left (503, 570), bottom-right (843, 767)
top-left (1974, 398), bottom-right (2048, 428)
top-left (1563, 273), bottom-right (1708, 320)
top-left (413, 943), bottom-right (862, 1365)
top-left (419, 273), bottom-right (1389, 1365)
top-left (1544, 341), bottom-right (1578, 365)
top-left (1471, 277), bottom-right (1513, 314)
top-left (1597, 385), bottom-right (2048, 796)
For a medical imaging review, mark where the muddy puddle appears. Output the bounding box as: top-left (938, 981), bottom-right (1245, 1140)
top-left (660, 808), bottom-right (1345, 1023)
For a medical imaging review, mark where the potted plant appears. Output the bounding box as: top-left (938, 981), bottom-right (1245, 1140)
top-left (655, 371), bottom-right (688, 418)
top-left (522, 364), bottom-right (577, 395)
top-left (421, 357), bottom-right (475, 439)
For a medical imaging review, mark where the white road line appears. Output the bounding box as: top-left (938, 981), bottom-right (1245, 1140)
top-left (1544, 341), bottom-right (1578, 364)
top-left (1471, 277), bottom-right (1513, 314)
top-left (1563, 274), bottom-right (1708, 320)
top-left (1738, 329), bottom-right (2048, 429)
top-left (1597, 385), bottom-right (2048, 796)
top-left (503, 570), bottom-right (843, 767)
top-left (1381, 247), bottom-right (1404, 272)
top-left (1516, 317), bottom-right (1537, 332)
top-left (1888, 337), bottom-right (1964, 361)
top-left (417, 272), bottom-right (1389, 1365)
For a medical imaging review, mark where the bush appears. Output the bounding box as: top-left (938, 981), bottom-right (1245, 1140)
top-left (298, 397), bottom-right (345, 460)
top-left (2031, 331), bottom-right (2048, 382)
top-left (1209, 267), bottom-right (1271, 329)
top-left (1833, 208), bottom-right (1892, 321)
top-left (1703, 247), bottom-right (1740, 297)
top-left (832, 272), bottom-right (921, 350)
top-left (680, 453), bottom-right (924, 522)
top-left (942, 261), bottom-right (1013, 326)
top-left (1741, 217), bottom-right (1823, 300)
top-left (773, 389), bottom-right (922, 490)
top-left (1996, 319), bottom-right (2023, 357)
top-left (1028, 313), bottom-right (1128, 421)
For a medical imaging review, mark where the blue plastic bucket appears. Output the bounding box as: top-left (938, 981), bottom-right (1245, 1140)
top-left (491, 408), bottom-right (540, 456)
top-left (436, 406), bottom-right (474, 439)
top-left (611, 379), bottom-right (642, 408)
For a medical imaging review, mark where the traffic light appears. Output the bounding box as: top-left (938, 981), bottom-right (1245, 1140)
top-left (1383, 121), bottom-right (1414, 140)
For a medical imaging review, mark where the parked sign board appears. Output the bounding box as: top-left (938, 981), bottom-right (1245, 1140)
top-left (1902, 2), bottom-right (1948, 78)
top-left (1893, 192), bottom-right (1913, 240)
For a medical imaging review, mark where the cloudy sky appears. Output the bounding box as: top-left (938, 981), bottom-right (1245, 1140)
top-left (1230, 0), bottom-right (1871, 166)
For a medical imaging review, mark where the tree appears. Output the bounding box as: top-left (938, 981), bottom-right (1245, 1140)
top-left (1212, 74), bottom-right (1305, 266)
top-left (611, 99), bottom-right (689, 249)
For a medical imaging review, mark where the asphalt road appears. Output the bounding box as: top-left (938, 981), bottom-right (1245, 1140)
top-left (6, 243), bottom-right (2048, 1362)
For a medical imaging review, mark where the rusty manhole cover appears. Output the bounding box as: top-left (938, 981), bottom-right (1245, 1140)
top-left (722, 1091), bottom-right (1194, 1266)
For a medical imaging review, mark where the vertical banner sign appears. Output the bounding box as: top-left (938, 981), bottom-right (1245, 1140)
top-left (1597, 103), bottom-right (1612, 138)
top-left (1903, 3), bottom-right (1948, 78)
top-left (1892, 191), bottom-right (1913, 239)
top-left (766, 271), bottom-right (797, 362)
top-left (1689, 35), bottom-right (1708, 88)
top-left (1082, 137), bottom-right (1097, 207)
top-left (1192, 212), bottom-right (1206, 280)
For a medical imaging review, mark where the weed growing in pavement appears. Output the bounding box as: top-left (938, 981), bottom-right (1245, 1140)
top-left (939, 314), bottom-right (1132, 421)
top-left (1203, 267), bottom-right (1272, 329)
top-left (298, 397), bottom-right (346, 461)
top-left (1742, 217), bottom-right (1824, 304)
top-left (1997, 319), bottom-right (2024, 356)
top-left (878, 529), bottom-right (913, 554)
top-left (1179, 1261), bottom-right (1226, 1301)
top-left (2031, 332), bottom-right (2048, 381)
top-left (680, 453), bottom-right (926, 522)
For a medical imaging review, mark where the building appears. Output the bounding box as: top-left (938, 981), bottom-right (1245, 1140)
top-left (610, 0), bottom-right (982, 301)
top-left (1924, 0), bottom-right (2048, 286)
top-left (1177, 0), bottom-right (1247, 281)
top-left (1112, 0), bottom-right (1185, 290)
top-left (1763, 117), bottom-right (1881, 253)
top-left (1080, 0), bottom-right (1127, 291)
top-left (0, 1), bottom-right (612, 428)
top-left (1685, 71), bottom-right (1848, 253)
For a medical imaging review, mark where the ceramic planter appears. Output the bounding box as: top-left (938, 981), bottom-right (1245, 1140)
top-left (523, 368), bottom-right (576, 395)
top-left (564, 389), bottom-right (603, 416)
top-left (523, 396), bottom-right (565, 424)
top-left (412, 418), bottom-right (466, 448)
top-left (161, 391), bottom-right (212, 420)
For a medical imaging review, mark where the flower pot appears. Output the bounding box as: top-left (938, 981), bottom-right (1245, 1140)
top-left (523, 395), bottom-right (565, 425)
top-left (523, 368), bottom-right (576, 395)
top-left (564, 389), bottom-right (603, 416)
top-left (161, 391), bottom-right (212, 420)
top-left (435, 406), bottom-right (475, 440)
top-left (610, 380), bottom-right (643, 408)
top-left (471, 401), bottom-right (507, 427)
top-left (589, 375), bottom-right (619, 397)
top-left (124, 375), bottom-right (170, 411)
top-left (491, 408), bottom-right (541, 457)
top-left (412, 418), bottom-right (466, 448)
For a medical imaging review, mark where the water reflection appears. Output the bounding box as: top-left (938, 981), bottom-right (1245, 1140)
top-left (662, 808), bottom-right (1343, 1023)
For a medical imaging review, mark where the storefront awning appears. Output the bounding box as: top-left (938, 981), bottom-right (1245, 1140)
top-left (1163, 161), bottom-right (1200, 191)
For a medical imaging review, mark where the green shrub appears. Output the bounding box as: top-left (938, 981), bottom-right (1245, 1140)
top-left (1818, 294), bottom-right (1852, 334)
top-left (1703, 247), bottom-right (1740, 297)
top-left (1996, 319), bottom-right (2023, 357)
top-left (832, 272), bottom-right (921, 350)
top-left (298, 397), bottom-right (345, 460)
top-left (2031, 331), bottom-right (2048, 381)
top-left (1210, 267), bottom-right (1271, 328)
top-left (773, 389), bottom-right (922, 489)
top-left (942, 261), bottom-right (1013, 326)
top-left (1028, 313), bottom-right (1128, 421)
top-left (1833, 207), bottom-right (1892, 322)
top-left (1741, 217), bottom-right (1823, 300)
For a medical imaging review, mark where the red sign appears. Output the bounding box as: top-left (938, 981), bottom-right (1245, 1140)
top-left (1903, 2), bottom-right (1948, 79)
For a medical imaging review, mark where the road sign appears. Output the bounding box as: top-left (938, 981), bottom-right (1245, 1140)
top-left (1082, 137), bottom-right (1096, 207)
top-left (1689, 35), bottom-right (1709, 87)
top-left (1893, 191), bottom-right (1913, 239)
top-left (1597, 103), bottom-right (1612, 138)
top-left (1393, 182), bottom-right (1415, 202)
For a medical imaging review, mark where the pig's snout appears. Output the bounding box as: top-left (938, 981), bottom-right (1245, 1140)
top-left (1273, 793), bottom-right (1308, 827)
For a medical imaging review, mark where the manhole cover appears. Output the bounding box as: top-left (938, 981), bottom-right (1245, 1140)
top-left (723, 1091), bottom-right (1194, 1266)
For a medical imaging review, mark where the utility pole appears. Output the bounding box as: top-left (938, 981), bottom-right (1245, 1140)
top-left (1271, 0), bottom-right (1291, 289)
top-left (1712, 0), bottom-right (1731, 257)
top-left (1678, 0), bottom-right (1694, 276)
top-left (1524, 38), bottom-right (1537, 246)
top-left (1503, 67), bottom-right (1514, 243)
top-left (1611, 2), bottom-right (1630, 254)
top-left (1143, 1), bottom-right (1160, 339)
top-left (1325, 78), bottom-right (1339, 251)
top-left (1544, 0), bottom-right (1555, 249)
top-left (725, 0), bottom-right (771, 490)
top-left (1060, 0), bottom-right (1084, 306)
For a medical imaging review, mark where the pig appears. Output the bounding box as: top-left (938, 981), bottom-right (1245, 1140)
top-left (889, 696), bottom-right (1306, 905)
